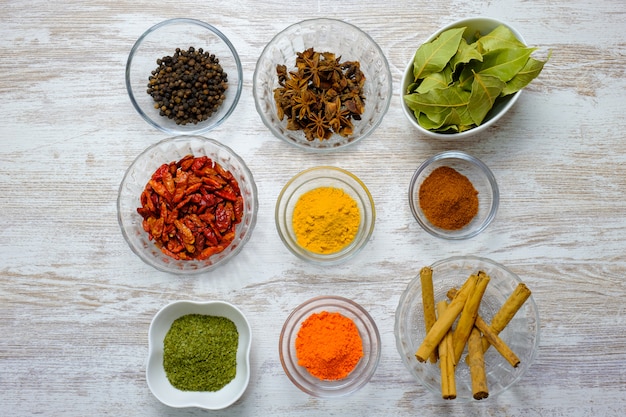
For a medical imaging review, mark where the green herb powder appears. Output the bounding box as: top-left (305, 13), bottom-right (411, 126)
top-left (163, 314), bottom-right (238, 391)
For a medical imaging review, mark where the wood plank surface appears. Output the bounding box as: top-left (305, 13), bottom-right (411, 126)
top-left (1, 1), bottom-right (625, 416)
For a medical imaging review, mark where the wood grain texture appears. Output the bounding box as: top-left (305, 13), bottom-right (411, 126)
top-left (1, 0), bottom-right (625, 416)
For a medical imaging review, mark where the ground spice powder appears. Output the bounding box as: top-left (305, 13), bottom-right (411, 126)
top-left (292, 187), bottom-right (360, 254)
top-left (163, 314), bottom-right (238, 391)
top-left (419, 166), bottom-right (479, 230)
top-left (295, 311), bottom-right (364, 380)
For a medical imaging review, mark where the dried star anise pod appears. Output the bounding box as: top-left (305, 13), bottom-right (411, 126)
top-left (273, 48), bottom-right (366, 141)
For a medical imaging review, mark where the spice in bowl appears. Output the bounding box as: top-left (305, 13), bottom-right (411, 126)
top-left (136, 154), bottom-right (244, 260)
top-left (163, 314), bottom-right (239, 391)
top-left (273, 48), bottom-right (366, 141)
top-left (148, 47), bottom-right (228, 126)
top-left (296, 311), bottom-right (364, 380)
top-left (292, 187), bottom-right (360, 254)
top-left (419, 166), bottom-right (479, 230)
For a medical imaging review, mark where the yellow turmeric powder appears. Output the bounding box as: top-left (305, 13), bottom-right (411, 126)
top-left (292, 186), bottom-right (360, 254)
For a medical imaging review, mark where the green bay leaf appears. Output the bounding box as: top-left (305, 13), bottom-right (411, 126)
top-left (416, 64), bottom-right (453, 93)
top-left (501, 55), bottom-right (549, 96)
top-left (412, 27), bottom-right (465, 81)
top-left (450, 38), bottom-right (483, 72)
top-left (477, 25), bottom-right (526, 52)
top-left (468, 72), bottom-right (506, 125)
top-left (477, 47), bottom-right (536, 82)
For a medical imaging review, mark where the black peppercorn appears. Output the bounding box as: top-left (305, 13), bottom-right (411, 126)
top-left (147, 47), bottom-right (228, 126)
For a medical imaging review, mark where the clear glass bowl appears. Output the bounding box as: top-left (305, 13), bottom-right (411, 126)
top-left (409, 150), bottom-right (499, 239)
top-left (117, 135), bottom-right (258, 274)
top-left (279, 296), bottom-right (381, 398)
top-left (400, 17), bottom-right (525, 138)
top-left (275, 166), bottom-right (375, 264)
top-left (253, 18), bottom-right (392, 151)
top-left (394, 256), bottom-right (540, 402)
top-left (126, 18), bottom-right (243, 135)
top-left (147, 300), bottom-right (251, 410)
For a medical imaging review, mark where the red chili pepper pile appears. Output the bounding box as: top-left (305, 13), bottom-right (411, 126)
top-left (137, 154), bottom-right (244, 260)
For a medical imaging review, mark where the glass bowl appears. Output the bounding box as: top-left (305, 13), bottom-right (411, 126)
top-left (253, 18), bottom-right (392, 151)
top-left (275, 166), bottom-right (375, 264)
top-left (394, 256), bottom-right (540, 402)
top-left (279, 296), bottom-right (381, 398)
top-left (117, 135), bottom-right (258, 274)
top-left (147, 300), bottom-right (251, 410)
top-left (126, 18), bottom-right (243, 135)
top-left (400, 17), bottom-right (526, 139)
top-left (409, 150), bottom-right (498, 240)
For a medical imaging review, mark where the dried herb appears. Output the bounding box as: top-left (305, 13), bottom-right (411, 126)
top-left (404, 25), bottom-right (549, 133)
top-left (273, 48), bottom-right (366, 141)
top-left (163, 314), bottom-right (238, 392)
top-left (147, 47), bottom-right (228, 126)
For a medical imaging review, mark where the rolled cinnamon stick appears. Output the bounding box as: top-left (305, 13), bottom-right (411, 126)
top-left (436, 300), bottom-right (456, 399)
top-left (447, 288), bottom-right (521, 368)
top-left (467, 327), bottom-right (489, 400)
top-left (452, 272), bottom-right (490, 364)
top-left (420, 266), bottom-right (438, 363)
top-left (414, 274), bottom-right (477, 363)
top-left (481, 283), bottom-right (532, 353)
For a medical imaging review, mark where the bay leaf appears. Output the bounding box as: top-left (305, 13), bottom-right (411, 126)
top-left (416, 64), bottom-right (453, 93)
top-left (404, 84), bottom-right (470, 130)
top-left (450, 38), bottom-right (483, 72)
top-left (501, 55), bottom-right (549, 96)
top-left (477, 25), bottom-right (526, 52)
top-left (468, 72), bottom-right (506, 125)
top-left (477, 47), bottom-right (536, 82)
top-left (412, 27), bottom-right (465, 81)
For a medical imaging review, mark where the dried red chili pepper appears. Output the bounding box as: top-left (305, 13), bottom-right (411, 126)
top-left (137, 155), bottom-right (244, 260)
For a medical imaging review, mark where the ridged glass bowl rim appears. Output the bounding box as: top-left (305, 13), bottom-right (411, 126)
top-left (274, 166), bottom-right (376, 265)
top-left (125, 18), bottom-right (243, 135)
top-left (252, 17), bottom-right (392, 152)
top-left (394, 255), bottom-right (541, 402)
top-left (279, 295), bottom-right (382, 398)
top-left (408, 150), bottom-right (499, 240)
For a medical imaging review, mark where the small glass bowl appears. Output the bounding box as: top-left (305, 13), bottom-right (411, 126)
top-left (253, 18), bottom-right (392, 151)
top-left (147, 300), bottom-right (252, 410)
top-left (279, 296), bottom-right (381, 398)
top-left (400, 17), bottom-right (525, 138)
top-left (117, 135), bottom-right (258, 274)
top-left (394, 256), bottom-right (540, 402)
top-left (409, 150), bottom-right (498, 239)
top-left (275, 166), bottom-right (375, 264)
top-left (126, 18), bottom-right (243, 135)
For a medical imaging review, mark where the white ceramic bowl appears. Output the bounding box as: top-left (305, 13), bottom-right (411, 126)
top-left (147, 300), bottom-right (252, 410)
top-left (126, 18), bottom-right (243, 135)
top-left (400, 17), bottom-right (526, 139)
top-left (253, 18), bottom-right (392, 151)
top-left (394, 256), bottom-right (540, 401)
top-left (279, 296), bottom-right (381, 398)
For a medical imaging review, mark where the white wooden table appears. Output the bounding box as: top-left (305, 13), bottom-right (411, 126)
top-left (2, 1), bottom-right (625, 416)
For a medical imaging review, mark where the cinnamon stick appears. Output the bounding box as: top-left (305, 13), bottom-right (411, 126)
top-left (467, 327), bottom-right (489, 400)
top-left (481, 283), bottom-right (532, 353)
top-left (436, 300), bottom-right (456, 400)
top-left (452, 272), bottom-right (490, 364)
top-left (414, 274), bottom-right (477, 363)
top-left (420, 266), bottom-right (438, 363)
top-left (447, 288), bottom-right (521, 368)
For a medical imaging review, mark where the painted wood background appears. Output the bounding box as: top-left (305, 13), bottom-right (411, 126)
top-left (1, 1), bottom-right (625, 416)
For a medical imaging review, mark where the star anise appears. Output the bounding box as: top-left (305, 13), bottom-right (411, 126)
top-left (273, 48), bottom-right (366, 141)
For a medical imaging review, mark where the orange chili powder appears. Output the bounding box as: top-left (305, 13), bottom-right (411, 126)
top-left (419, 166), bottom-right (479, 230)
top-left (295, 311), bottom-right (364, 380)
